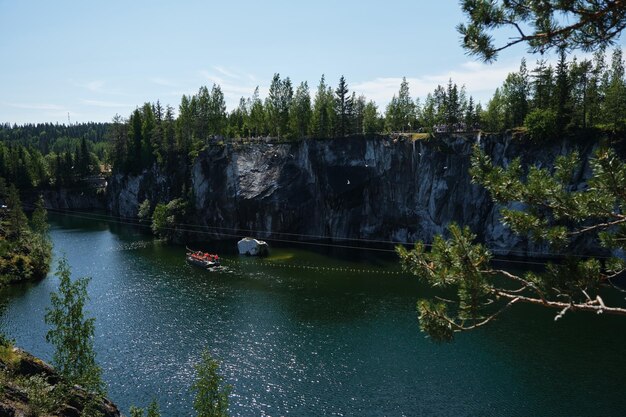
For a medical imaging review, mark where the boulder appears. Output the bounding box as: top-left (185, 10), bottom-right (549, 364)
top-left (237, 237), bottom-right (269, 256)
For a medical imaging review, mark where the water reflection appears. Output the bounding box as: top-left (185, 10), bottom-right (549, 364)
top-left (1, 213), bottom-right (626, 416)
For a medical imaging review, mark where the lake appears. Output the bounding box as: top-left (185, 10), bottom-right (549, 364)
top-left (1, 213), bottom-right (626, 416)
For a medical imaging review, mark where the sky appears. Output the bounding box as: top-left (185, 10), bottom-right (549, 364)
top-left (1, 0), bottom-right (624, 125)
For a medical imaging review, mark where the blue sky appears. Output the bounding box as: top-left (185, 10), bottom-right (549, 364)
top-left (1, 0), bottom-right (623, 124)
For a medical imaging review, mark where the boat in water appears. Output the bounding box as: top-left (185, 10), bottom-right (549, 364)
top-left (186, 249), bottom-right (220, 269)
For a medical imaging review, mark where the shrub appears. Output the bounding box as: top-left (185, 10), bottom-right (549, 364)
top-left (524, 108), bottom-right (558, 141)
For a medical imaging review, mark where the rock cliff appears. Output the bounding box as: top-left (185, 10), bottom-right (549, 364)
top-left (0, 347), bottom-right (121, 417)
top-left (108, 134), bottom-right (602, 256)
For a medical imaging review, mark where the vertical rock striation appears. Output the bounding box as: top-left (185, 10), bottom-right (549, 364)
top-left (108, 134), bottom-right (601, 256)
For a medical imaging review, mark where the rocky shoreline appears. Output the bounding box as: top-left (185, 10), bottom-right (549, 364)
top-left (0, 347), bottom-right (121, 417)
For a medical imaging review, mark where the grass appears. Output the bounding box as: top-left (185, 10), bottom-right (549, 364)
top-left (410, 133), bottom-right (431, 141)
top-left (0, 344), bottom-right (20, 368)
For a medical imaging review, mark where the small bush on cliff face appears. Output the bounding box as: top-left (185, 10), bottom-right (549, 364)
top-left (22, 375), bottom-right (59, 416)
top-left (151, 199), bottom-right (188, 242)
top-left (138, 199), bottom-right (152, 223)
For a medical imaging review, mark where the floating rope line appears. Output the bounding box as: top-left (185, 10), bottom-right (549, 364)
top-left (221, 257), bottom-right (405, 275)
top-left (23, 205), bottom-right (580, 267)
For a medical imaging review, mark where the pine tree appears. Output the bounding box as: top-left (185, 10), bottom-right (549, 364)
top-left (208, 84), bottom-right (227, 137)
top-left (395, 4), bottom-right (626, 340)
top-left (531, 60), bottom-right (554, 110)
top-left (5, 185), bottom-right (27, 239)
top-left (352, 94), bottom-right (366, 135)
top-left (129, 109), bottom-right (143, 173)
top-left (110, 114), bottom-right (128, 173)
top-left (266, 74), bottom-right (292, 138)
top-left (249, 87), bottom-right (266, 137)
top-left (163, 106), bottom-right (177, 171)
top-left (334, 76), bottom-right (353, 137)
top-left (501, 59), bottom-right (529, 128)
top-left (602, 47), bottom-right (626, 130)
top-left (397, 77), bottom-right (415, 131)
top-left (362, 101), bottom-right (380, 134)
top-left (587, 49), bottom-right (606, 127)
top-left (554, 49), bottom-right (572, 133)
top-left (311, 75), bottom-right (334, 138)
top-left (289, 81), bottom-right (312, 138)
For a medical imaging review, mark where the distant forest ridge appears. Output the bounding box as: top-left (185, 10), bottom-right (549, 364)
top-left (1, 47), bottom-right (626, 188)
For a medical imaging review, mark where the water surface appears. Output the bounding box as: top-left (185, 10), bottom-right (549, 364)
top-left (2, 213), bottom-right (626, 416)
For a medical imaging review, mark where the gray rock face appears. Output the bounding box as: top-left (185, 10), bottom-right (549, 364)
top-left (109, 134), bottom-right (602, 257)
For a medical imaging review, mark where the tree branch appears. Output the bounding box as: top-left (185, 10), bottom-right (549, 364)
top-left (495, 290), bottom-right (626, 316)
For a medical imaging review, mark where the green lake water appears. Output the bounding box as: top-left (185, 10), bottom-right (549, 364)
top-left (1, 213), bottom-right (626, 416)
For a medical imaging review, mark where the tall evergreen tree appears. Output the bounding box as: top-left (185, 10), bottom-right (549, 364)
top-left (531, 60), bottom-right (554, 110)
top-left (249, 87), bottom-right (266, 137)
top-left (362, 100), bottom-right (380, 134)
top-left (352, 94), bottom-right (366, 135)
top-left (310, 75), bottom-right (335, 138)
top-left (586, 49), bottom-right (606, 127)
top-left (208, 84), bottom-right (227, 136)
top-left (141, 103), bottom-right (156, 169)
top-left (129, 108), bottom-right (143, 173)
top-left (334, 76), bottom-right (353, 137)
top-left (289, 81), bottom-right (312, 138)
top-left (110, 114), bottom-right (128, 173)
top-left (554, 49), bottom-right (573, 132)
top-left (603, 47), bottom-right (626, 129)
top-left (501, 59), bottom-right (530, 128)
top-left (266, 74), bottom-right (292, 138)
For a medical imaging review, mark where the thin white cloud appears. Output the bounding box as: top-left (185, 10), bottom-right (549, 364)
top-left (4, 102), bottom-right (66, 110)
top-left (150, 77), bottom-right (179, 87)
top-left (199, 70), bottom-right (225, 86)
top-left (352, 60), bottom-right (520, 106)
top-left (73, 79), bottom-right (127, 96)
top-left (213, 66), bottom-right (241, 79)
top-left (198, 69), bottom-right (265, 107)
top-left (81, 99), bottom-right (131, 108)
top-left (73, 80), bottom-right (106, 93)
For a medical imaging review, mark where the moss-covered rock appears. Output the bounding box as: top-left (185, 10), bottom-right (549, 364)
top-left (0, 347), bottom-right (121, 417)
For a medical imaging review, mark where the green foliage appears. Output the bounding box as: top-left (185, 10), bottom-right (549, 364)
top-left (81, 396), bottom-right (105, 417)
top-left (151, 198), bottom-right (188, 242)
top-left (310, 75), bottom-right (336, 138)
top-left (458, 0), bottom-right (626, 62)
top-left (289, 82), bottom-right (312, 138)
top-left (22, 374), bottom-right (60, 415)
top-left (0, 187), bottom-right (52, 286)
top-left (130, 400), bottom-right (160, 417)
top-left (138, 199), bottom-right (152, 223)
top-left (385, 77), bottom-right (417, 132)
top-left (192, 349), bottom-right (231, 417)
top-left (45, 256), bottom-right (105, 394)
top-left (524, 108), bottom-right (558, 141)
top-left (362, 101), bottom-right (382, 134)
top-left (403, 144), bottom-right (626, 341)
top-left (398, 224), bottom-right (492, 342)
top-left (146, 399), bottom-right (161, 417)
top-left (266, 74), bottom-right (293, 138)
top-left (130, 406), bottom-right (145, 417)
top-left (334, 75), bottom-right (353, 137)
top-left (0, 332), bottom-right (12, 348)
top-left (151, 203), bottom-right (168, 238)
